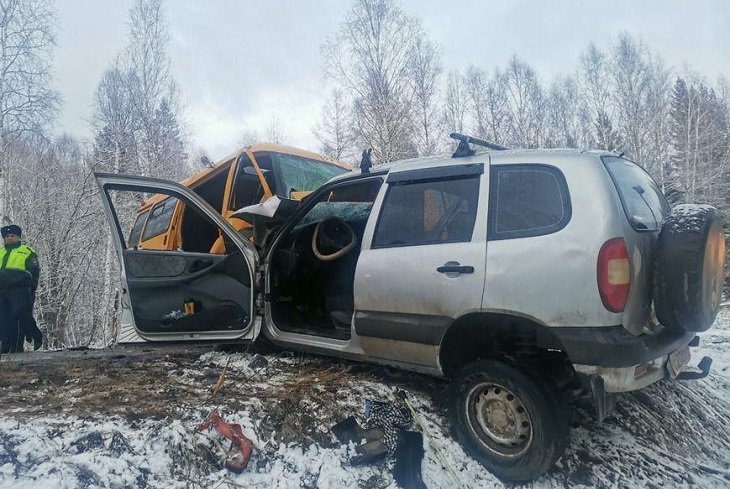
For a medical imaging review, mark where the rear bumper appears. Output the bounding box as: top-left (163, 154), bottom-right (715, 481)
top-left (550, 325), bottom-right (695, 368)
top-left (553, 326), bottom-right (714, 421)
top-left (574, 357), bottom-right (669, 393)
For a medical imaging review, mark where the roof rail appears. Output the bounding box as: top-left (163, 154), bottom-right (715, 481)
top-left (450, 133), bottom-right (508, 158)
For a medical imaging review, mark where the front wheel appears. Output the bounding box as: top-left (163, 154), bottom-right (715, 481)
top-left (450, 359), bottom-right (569, 482)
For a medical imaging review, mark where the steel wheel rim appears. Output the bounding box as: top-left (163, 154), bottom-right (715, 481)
top-left (465, 381), bottom-right (533, 458)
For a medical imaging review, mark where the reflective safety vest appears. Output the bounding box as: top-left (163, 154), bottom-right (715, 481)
top-left (0, 244), bottom-right (35, 271)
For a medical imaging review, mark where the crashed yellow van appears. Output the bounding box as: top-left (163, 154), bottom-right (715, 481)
top-left (128, 143), bottom-right (350, 253)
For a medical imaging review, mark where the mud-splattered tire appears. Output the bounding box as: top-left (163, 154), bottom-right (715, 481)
top-left (654, 205), bottom-right (726, 333)
top-left (450, 359), bottom-right (569, 482)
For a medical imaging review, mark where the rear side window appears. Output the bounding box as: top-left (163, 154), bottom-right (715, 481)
top-left (142, 197), bottom-right (178, 241)
top-left (602, 156), bottom-right (669, 231)
top-left (488, 164), bottom-right (571, 240)
top-left (128, 209), bottom-right (150, 247)
top-left (374, 175), bottom-right (479, 247)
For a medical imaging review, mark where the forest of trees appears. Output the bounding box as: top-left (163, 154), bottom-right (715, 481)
top-left (0, 0), bottom-right (727, 348)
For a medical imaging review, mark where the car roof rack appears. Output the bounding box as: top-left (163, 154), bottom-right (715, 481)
top-left (450, 133), bottom-right (508, 158)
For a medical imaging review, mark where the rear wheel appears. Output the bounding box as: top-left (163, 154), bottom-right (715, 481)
top-left (654, 205), bottom-right (726, 333)
top-left (450, 359), bottom-right (569, 482)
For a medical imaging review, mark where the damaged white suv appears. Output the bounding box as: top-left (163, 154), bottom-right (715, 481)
top-left (96, 134), bottom-right (726, 481)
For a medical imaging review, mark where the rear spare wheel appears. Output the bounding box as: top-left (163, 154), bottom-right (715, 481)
top-left (654, 204), bottom-right (726, 333)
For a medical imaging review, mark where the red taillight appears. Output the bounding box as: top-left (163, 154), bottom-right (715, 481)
top-left (597, 238), bottom-right (631, 312)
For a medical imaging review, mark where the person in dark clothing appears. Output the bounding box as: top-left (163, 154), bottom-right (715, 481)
top-left (0, 224), bottom-right (42, 353)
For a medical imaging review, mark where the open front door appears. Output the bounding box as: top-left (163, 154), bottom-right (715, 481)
top-left (95, 173), bottom-right (260, 343)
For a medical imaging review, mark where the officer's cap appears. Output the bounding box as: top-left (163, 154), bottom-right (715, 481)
top-left (1, 224), bottom-right (22, 238)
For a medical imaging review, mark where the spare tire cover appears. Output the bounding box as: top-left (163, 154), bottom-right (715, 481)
top-left (654, 204), bottom-right (726, 333)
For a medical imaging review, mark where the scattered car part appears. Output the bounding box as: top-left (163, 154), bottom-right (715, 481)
top-left (394, 431), bottom-right (427, 489)
top-left (198, 410), bottom-right (254, 473)
top-left (351, 437), bottom-right (389, 465)
top-left (401, 391), bottom-right (465, 489)
top-left (331, 416), bottom-right (384, 445)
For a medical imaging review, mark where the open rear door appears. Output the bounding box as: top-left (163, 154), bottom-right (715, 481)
top-left (95, 173), bottom-right (260, 343)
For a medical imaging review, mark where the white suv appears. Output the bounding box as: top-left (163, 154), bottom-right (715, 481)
top-left (96, 135), bottom-right (726, 481)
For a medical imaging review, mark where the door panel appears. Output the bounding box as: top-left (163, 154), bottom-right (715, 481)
top-left (126, 253), bottom-right (189, 278)
top-left (354, 164), bottom-right (489, 366)
top-left (124, 250), bottom-right (251, 334)
top-left (95, 172), bottom-right (259, 342)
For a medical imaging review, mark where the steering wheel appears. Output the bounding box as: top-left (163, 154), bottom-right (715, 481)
top-left (312, 216), bottom-right (357, 262)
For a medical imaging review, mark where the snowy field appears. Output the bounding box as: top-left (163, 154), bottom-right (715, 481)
top-left (0, 308), bottom-right (729, 489)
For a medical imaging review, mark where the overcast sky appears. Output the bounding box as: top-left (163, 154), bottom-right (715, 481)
top-left (54, 0), bottom-right (730, 161)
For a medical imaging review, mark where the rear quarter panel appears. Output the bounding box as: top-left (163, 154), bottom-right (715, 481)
top-left (483, 153), bottom-right (626, 329)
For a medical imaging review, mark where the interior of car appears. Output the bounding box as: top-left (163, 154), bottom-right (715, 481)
top-left (268, 178), bottom-right (383, 340)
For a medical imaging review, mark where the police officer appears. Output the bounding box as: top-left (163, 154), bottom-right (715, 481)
top-left (0, 224), bottom-right (42, 353)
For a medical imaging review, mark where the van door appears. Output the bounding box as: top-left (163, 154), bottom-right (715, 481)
top-left (95, 173), bottom-right (260, 343)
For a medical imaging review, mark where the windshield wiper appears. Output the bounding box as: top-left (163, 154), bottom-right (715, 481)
top-left (632, 185), bottom-right (658, 229)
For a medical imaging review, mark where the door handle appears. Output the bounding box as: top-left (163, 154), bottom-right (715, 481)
top-left (437, 264), bottom-right (474, 274)
top-left (189, 258), bottom-right (213, 273)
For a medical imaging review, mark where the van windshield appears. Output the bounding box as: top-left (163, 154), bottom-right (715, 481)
top-left (273, 153), bottom-right (349, 198)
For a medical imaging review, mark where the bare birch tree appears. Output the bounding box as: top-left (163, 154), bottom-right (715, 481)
top-left (322, 0), bottom-right (438, 163)
top-left (441, 70), bottom-right (467, 136)
top-left (463, 66), bottom-right (509, 145)
top-left (91, 0), bottom-right (185, 179)
top-left (504, 56), bottom-right (546, 148)
top-left (610, 33), bottom-right (655, 162)
top-left (313, 89), bottom-right (356, 161)
top-left (0, 0), bottom-right (59, 224)
top-left (409, 36), bottom-right (442, 156)
top-left (91, 64), bottom-right (140, 341)
top-left (578, 43), bottom-right (615, 149)
top-left (545, 75), bottom-right (587, 148)
top-left (93, 63), bottom-right (138, 174)
top-left (266, 115), bottom-right (287, 144)
top-left (642, 54), bottom-right (672, 182)
top-left (670, 74), bottom-right (730, 207)
top-left (126, 0), bottom-right (186, 180)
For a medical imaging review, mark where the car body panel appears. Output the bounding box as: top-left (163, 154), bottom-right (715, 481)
top-left (95, 172), bottom-right (260, 343)
top-left (482, 152), bottom-right (626, 329)
top-left (354, 157), bottom-right (490, 368)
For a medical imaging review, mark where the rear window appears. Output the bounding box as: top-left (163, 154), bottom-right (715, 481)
top-left (602, 156), bottom-right (669, 231)
top-left (142, 197), bottom-right (178, 241)
top-left (128, 209), bottom-right (149, 247)
top-left (488, 164), bottom-right (571, 240)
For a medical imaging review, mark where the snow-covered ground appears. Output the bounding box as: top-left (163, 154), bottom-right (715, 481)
top-left (1, 309), bottom-right (729, 489)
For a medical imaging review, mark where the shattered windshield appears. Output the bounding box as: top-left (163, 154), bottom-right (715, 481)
top-left (273, 153), bottom-right (349, 198)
